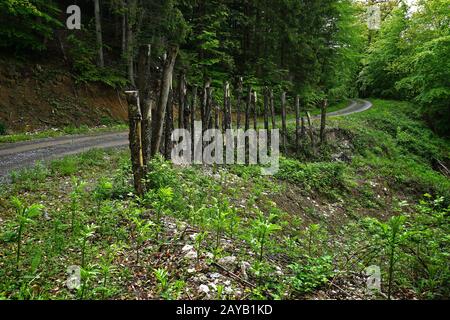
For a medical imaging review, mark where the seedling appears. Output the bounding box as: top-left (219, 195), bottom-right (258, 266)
top-left (10, 197), bottom-right (43, 270)
top-left (251, 211), bottom-right (281, 263)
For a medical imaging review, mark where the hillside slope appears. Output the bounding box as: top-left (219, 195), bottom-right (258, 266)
top-left (0, 55), bottom-right (127, 133)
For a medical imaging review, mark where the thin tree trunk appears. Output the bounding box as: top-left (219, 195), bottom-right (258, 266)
top-left (164, 88), bottom-right (174, 159)
top-left (178, 72), bottom-right (186, 129)
top-left (306, 111), bottom-right (316, 152)
top-left (223, 81), bottom-right (231, 131)
top-left (125, 91), bottom-right (144, 196)
top-left (281, 91), bottom-right (287, 154)
top-left (236, 77), bottom-right (243, 129)
top-left (253, 90), bottom-right (258, 131)
top-left (121, 1), bottom-right (126, 56)
top-left (151, 45), bottom-right (178, 157)
top-left (245, 86), bottom-right (251, 132)
top-left (320, 99), bottom-right (328, 145)
top-left (270, 89), bottom-right (276, 129)
top-left (191, 86), bottom-right (197, 159)
top-left (137, 44), bottom-right (152, 164)
top-left (263, 87), bottom-right (269, 131)
top-left (94, 0), bottom-right (104, 68)
top-left (295, 95), bottom-right (300, 149)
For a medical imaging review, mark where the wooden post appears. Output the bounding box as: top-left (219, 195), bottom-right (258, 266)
top-left (137, 44), bottom-right (152, 166)
top-left (125, 91), bottom-right (145, 196)
top-left (320, 99), bottom-right (328, 145)
top-left (223, 81), bottom-right (230, 131)
top-left (191, 86), bottom-right (197, 159)
top-left (295, 95), bottom-right (300, 149)
top-left (245, 85), bottom-right (251, 132)
top-left (270, 89), bottom-right (276, 129)
top-left (263, 87), bottom-right (269, 131)
top-left (253, 90), bottom-right (258, 131)
top-left (164, 87), bottom-right (174, 159)
top-left (236, 78), bottom-right (243, 129)
top-left (151, 45), bottom-right (178, 157)
top-left (178, 72), bottom-right (186, 129)
top-left (306, 111), bottom-right (316, 152)
top-left (281, 91), bottom-right (287, 154)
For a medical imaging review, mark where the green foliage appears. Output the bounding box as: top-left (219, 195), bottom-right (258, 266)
top-left (66, 34), bottom-right (127, 88)
top-left (0, 0), bottom-right (62, 52)
top-left (10, 197), bottom-right (43, 269)
top-left (276, 158), bottom-right (348, 198)
top-left (358, 195), bottom-right (450, 299)
top-left (288, 256), bottom-right (334, 295)
top-left (360, 0), bottom-right (450, 135)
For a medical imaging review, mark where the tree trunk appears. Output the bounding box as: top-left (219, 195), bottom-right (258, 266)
top-left (94, 0), bottom-right (104, 68)
top-left (164, 88), bottom-right (174, 159)
top-left (191, 86), bottom-right (197, 159)
top-left (178, 73), bottom-right (186, 129)
top-left (281, 92), bottom-right (287, 154)
top-left (236, 78), bottom-right (243, 129)
top-left (270, 89), bottom-right (276, 129)
top-left (263, 87), bottom-right (269, 131)
top-left (295, 95), bottom-right (300, 149)
top-left (245, 86), bottom-right (251, 132)
top-left (223, 81), bottom-right (230, 131)
top-left (125, 91), bottom-right (144, 196)
top-left (151, 45), bottom-right (178, 157)
top-left (306, 111), bottom-right (316, 152)
top-left (253, 90), bottom-right (258, 131)
top-left (320, 99), bottom-right (328, 144)
top-left (137, 44), bottom-right (152, 164)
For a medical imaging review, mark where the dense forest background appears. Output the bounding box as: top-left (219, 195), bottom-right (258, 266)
top-left (0, 0), bottom-right (448, 135)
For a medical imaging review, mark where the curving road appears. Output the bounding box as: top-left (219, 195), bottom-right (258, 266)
top-left (0, 99), bottom-right (372, 181)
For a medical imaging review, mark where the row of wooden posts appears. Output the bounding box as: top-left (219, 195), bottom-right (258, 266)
top-left (125, 45), bottom-right (328, 195)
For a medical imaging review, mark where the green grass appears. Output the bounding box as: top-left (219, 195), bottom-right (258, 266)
top-left (0, 124), bottom-right (127, 144)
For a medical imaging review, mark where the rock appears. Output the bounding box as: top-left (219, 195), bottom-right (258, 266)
top-left (182, 244), bottom-right (194, 252)
top-left (198, 284), bottom-right (210, 294)
top-left (184, 250), bottom-right (198, 260)
top-left (240, 261), bottom-right (251, 280)
top-left (218, 256), bottom-right (237, 266)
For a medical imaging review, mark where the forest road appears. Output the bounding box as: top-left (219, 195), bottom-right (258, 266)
top-left (0, 99), bottom-right (371, 182)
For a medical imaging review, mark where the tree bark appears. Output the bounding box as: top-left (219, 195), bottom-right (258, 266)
top-left (253, 90), bottom-right (258, 131)
top-left (137, 44), bottom-right (152, 164)
top-left (164, 88), bottom-right (174, 159)
top-left (245, 85), bottom-right (251, 132)
top-left (94, 0), bottom-right (104, 68)
top-left (263, 87), bottom-right (269, 131)
top-left (151, 45), bottom-right (178, 157)
top-left (295, 95), bottom-right (300, 149)
top-left (320, 99), bottom-right (328, 144)
top-left (125, 91), bottom-right (144, 196)
top-left (281, 91), bottom-right (287, 154)
top-left (236, 78), bottom-right (243, 129)
top-left (306, 111), bottom-right (316, 151)
top-left (270, 89), bottom-right (276, 129)
top-left (178, 73), bottom-right (186, 129)
top-left (191, 86), bottom-right (197, 159)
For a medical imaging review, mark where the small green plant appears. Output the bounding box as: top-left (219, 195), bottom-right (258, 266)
top-left (130, 208), bottom-right (154, 264)
top-left (10, 197), bottom-right (43, 270)
top-left (194, 231), bottom-right (208, 263)
top-left (288, 256), bottom-right (334, 295)
top-left (154, 267), bottom-right (169, 294)
top-left (70, 177), bottom-right (87, 234)
top-left (251, 211), bottom-right (281, 263)
top-left (78, 224), bottom-right (98, 269)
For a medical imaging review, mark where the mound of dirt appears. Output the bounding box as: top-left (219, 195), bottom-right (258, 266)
top-left (0, 58), bottom-right (128, 133)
